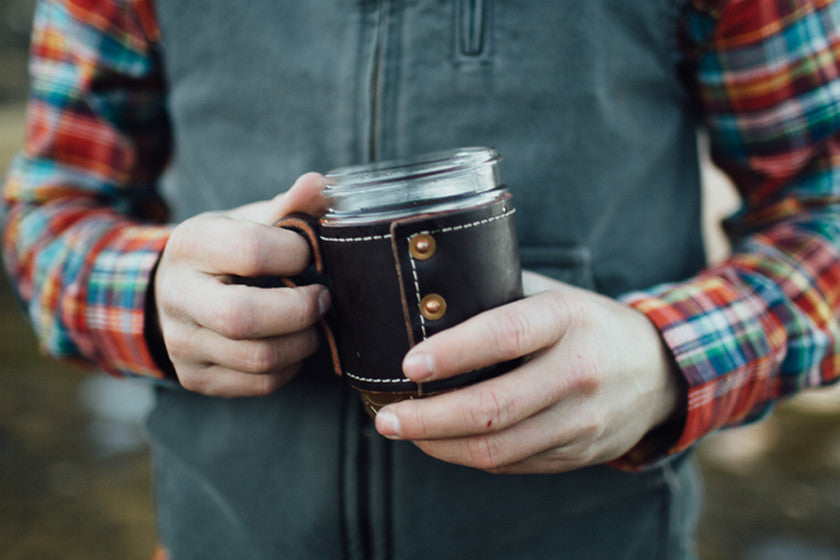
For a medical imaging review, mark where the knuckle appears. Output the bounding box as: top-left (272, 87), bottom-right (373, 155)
top-left (249, 373), bottom-right (286, 397)
top-left (233, 226), bottom-right (268, 277)
top-left (542, 290), bottom-right (590, 342)
top-left (407, 407), bottom-right (432, 440)
top-left (545, 289), bottom-right (585, 322)
top-left (169, 216), bottom-right (206, 256)
top-left (154, 277), bottom-right (177, 310)
top-left (212, 297), bottom-right (255, 339)
top-left (178, 369), bottom-right (212, 395)
top-left (165, 222), bottom-right (190, 255)
top-left (581, 405), bottom-right (607, 441)
top-left (162, 326), bottom-right (190, 358)
top-left (545, 444), bottom-right (583, 467)
top-left (466, 385), bottom-right (515, 432)
top-left (287, 287), bottom-right (321, 329)
top-left (241, 342), bottom-right (278, 374)
top-left (293, 289), bottom-right (318, 324)
top-left (567, 440), bottom-right (599, 467)
top-left (465, 437), bottom-right (507, 471)
top-left (491, 307), bottom-right (534, 359)
top-left (551, 413), bottom-right (604, 465)
top-left (569, 351), bottom-right (603, 394)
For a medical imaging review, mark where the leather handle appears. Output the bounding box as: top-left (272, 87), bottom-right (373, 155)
top-left (273, 213), bottom-right (342, 378)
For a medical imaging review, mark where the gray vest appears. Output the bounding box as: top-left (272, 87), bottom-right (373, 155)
top-left (147, 1), bottom-right (704, 558)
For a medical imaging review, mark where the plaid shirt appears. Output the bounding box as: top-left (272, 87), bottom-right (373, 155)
top-left (4, 0), bottom-right (840, 461)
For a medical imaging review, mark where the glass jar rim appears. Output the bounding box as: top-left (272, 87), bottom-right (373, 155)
top-left (320, 147), bottom-right (504, 224)
top-left (323, 146), bottom-right (500, 189)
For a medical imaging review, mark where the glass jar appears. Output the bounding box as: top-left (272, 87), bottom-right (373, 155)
top-left (319, 147), bottom-right (522, 414)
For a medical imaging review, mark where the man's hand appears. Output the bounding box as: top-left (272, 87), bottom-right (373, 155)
top-left (153, 173), bottom-right (330, 397)
top-left (374, 271), bottom-right (684, 473)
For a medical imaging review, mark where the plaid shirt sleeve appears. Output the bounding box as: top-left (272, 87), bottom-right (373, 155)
top-left (622, 0), bottom-right (840, 460)
top-left (1, 0), bottom-right (173, 379)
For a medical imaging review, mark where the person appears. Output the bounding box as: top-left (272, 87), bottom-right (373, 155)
top-left (3, 0), bottom-right (840, 558)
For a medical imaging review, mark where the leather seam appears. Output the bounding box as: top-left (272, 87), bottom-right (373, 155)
top-left (319, 208), bottom-right (515, 243)
top-left (408, 254), bottom-right (428, 340)
top-left (320, 232), bottom-right (391, 243)
top-left (345, 370), bottom-right (409, 384)
top-left (408, 209), bottom-right (515, 343)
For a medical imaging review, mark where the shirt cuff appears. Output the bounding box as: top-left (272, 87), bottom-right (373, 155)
top-left (81, 223), bottom-right (174, 380)
top-left (619, 274), bottom-right (779, 462)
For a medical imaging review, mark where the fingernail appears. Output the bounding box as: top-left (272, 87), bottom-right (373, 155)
top-left (317, 288), bottom-right (331, 316)
top-left (403, 352), bottom-right (435, 381)
top-left (376, 408), bottom-right (401, 438)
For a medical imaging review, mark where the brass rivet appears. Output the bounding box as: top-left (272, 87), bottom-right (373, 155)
top-left (420, 293), bottom-right (447, 321)
top-left (409, 233), bottom-right (436, 260)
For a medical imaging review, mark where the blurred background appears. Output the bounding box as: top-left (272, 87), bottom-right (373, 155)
top-left (2, 2), bottom-right (840, 559)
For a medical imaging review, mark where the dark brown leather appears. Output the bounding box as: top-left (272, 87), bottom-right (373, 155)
top-left (273, 214), bottom-right (342, 377)
top-left (278, 196), bottom-right (523, 395)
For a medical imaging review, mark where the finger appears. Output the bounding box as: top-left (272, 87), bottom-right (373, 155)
top-left (377, 357), bottom-right (554, 440)
top-left (273, 172), bottom-right (327, 218)
top-left (171, 215), bottom-right (313, 278)
top-left (181, 282), bottom-right (328, 340)
top-left (402, 291), bottom-right (575, 382)
top-left (170, 327), bottom-right (321, 375)
top-left (487, 420), bottom-right (629, 475)
top-left (410, 392), bottom-right (605, 472)
top-left (379, 337), bottom-right (606, 442)
top-left (410, 411), bottom-right (565, 473)
top-left (176, 363), bottom-right (302, 398)
top-left (227, 173), bottom-right (326, 224)
top-left (486, 450), bottom-right (585, 475)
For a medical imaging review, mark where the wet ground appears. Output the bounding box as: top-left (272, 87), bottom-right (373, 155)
top-left (2, 57), bottom-right (840, 560)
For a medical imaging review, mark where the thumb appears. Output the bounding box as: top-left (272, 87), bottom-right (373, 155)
top-left (226, 173), bottom-right (327, 225)
top-left (272, 172), bottom-right (327, 221)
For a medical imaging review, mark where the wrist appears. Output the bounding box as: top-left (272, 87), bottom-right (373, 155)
top-left (649, 316), bottom-right (687, 428)
top-left (143, 253), bottom-right (178, 380)
top-left (617, 308), bottom-right (688, 467)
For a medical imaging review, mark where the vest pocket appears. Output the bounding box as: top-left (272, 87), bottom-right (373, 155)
top-left (455, 0), bottom-right (492, 62)
top-left (519, 245), bottom-right (596, 290)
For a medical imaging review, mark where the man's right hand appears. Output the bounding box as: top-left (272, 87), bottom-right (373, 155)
top-left (153, 173), bottom-right (330, 397)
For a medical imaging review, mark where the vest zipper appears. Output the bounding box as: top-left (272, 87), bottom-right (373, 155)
top-left (368, 0), bottom-right (388, 161)
top-left (342, 389), bottom-right (376, 560)
top-left (456, 0), bottom-right (491, 62)
top-left (357, 416), bottom-right (374, 560)
top-left (359, 5), bottom-right (387, 556)
top-left (461, 0), bottom-right (484, 55)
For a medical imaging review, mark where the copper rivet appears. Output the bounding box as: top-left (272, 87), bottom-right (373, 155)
top-left (420, 293), bottom-right (447, 321)
top-left (409, 233), bottom-right (436, 260)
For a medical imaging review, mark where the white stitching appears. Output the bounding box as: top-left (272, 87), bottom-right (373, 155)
top-left (318, 208), bottom-right (515, 243)
top-left (409, 252), bottom-right (428, 340)
top-left (345, 370), bottom-right (410, 384)
top-left (319, 233), bottom-right (391, 242)
top-left (426, 208), bottom-right (515, 235)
